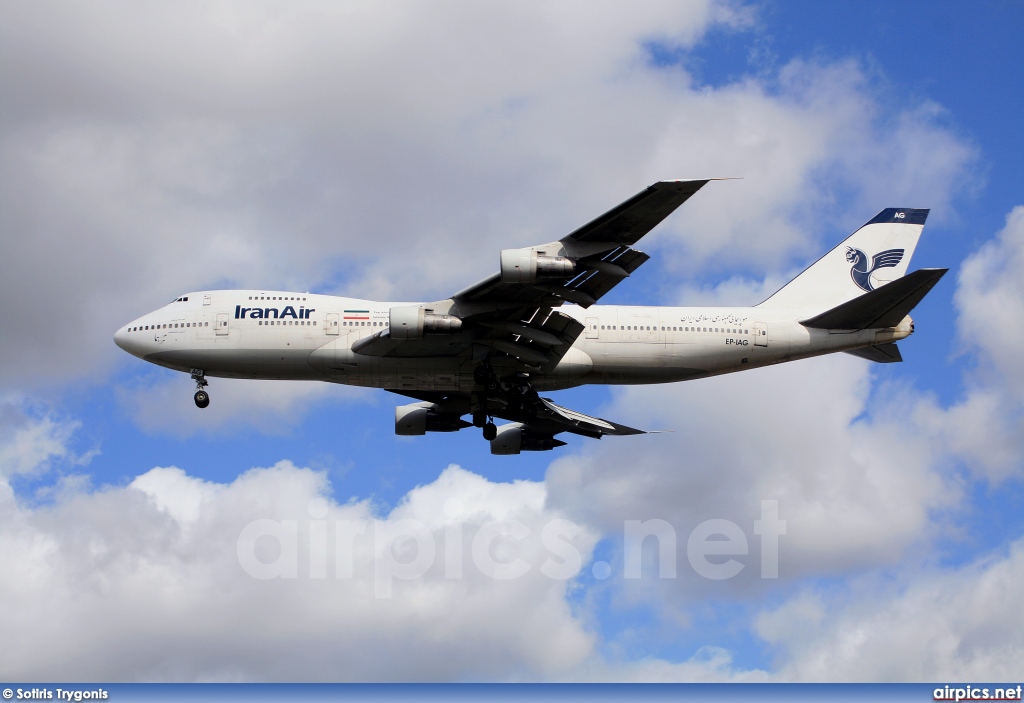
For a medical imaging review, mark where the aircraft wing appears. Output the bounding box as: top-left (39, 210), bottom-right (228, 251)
top-left (354, 179), bottom-right (713, 366)
top-left (533, 397), bottom-right (647, 437)
top-left (453, 179), bottom-right (713, 308)
top-left (388, 390), bottom-right (646, 439)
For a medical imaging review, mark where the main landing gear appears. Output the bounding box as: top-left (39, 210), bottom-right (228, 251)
top-left (191, 368), bottom-right (210, 408)
top-left (473, 364), bottom-right (499, 440)
top-left (472, 409), bottom-right (497, 440)
top-left (473, 363), bottom-right (536, 441)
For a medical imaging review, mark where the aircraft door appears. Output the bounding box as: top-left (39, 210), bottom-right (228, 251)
top-left (754, 321), bottom-right (768, 347)
top-left (215, 312), bottom-right (229, 336)
top-left (326, 313), bottom-right (340, 335)
top-left (585, 317), bottom-right (599, 339)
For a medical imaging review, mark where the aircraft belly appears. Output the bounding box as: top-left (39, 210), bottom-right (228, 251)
top-left (584, 341), bottom-right (705, 384)
top-left (310, 339), bottom-right (464, 390)
top-left (146, 348), bottom-right (319, 380)
top-left (377, 357), bottom-right (462, 391)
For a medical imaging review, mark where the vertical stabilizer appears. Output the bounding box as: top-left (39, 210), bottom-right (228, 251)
top-left (758, 209), bottom-right (929, 312)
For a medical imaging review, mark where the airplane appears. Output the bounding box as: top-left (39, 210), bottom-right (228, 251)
top-left (114, 179), bottom-right (947, 454)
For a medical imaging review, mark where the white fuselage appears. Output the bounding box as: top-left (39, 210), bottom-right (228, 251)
top-left (113, 290), bottom-right (912, 392)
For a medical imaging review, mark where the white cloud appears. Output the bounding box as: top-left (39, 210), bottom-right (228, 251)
top-left (915, 205), bottom-right (1024, 482)
top-left (0, 461), bottom-right (600, 681)
top-left (755, 538), bottom-right (1024, 680)
top-left (0, 397), bottom-right (90, 481)
top-left (546, 352), bottom-right (956, 598)
top-left (955, 207), bottom-right (1024, 386)
top-left (567, 646), bottom-right (768, 682)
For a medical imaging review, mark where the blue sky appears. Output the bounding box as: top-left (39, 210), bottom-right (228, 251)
top-left (1, 0), bottom-right (1023, 682)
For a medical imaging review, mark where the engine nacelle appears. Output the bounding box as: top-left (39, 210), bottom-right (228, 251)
top-left (500, 249), bottom-right (575, 284)
top-left (389, 306), bottom-right (462, 340)
top-left (489, 423), bottom-right (566, 454)
top-left (395, 402), bottom-right (471, 435)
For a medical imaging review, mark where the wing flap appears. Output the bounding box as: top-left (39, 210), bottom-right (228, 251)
top-left (537, 398), bottom-right (646, 437)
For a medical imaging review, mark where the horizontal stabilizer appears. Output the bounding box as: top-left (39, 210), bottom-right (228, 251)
top-left (801, 268), bottom-right (947, 330)
top-left (845, 343), bottom-right (903, 363)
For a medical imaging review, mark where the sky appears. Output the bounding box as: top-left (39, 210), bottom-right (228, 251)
top-left (1, 0), bottom-right (1023, 683)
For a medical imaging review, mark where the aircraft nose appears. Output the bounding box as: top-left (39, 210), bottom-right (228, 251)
top-left (114, 325), bottom-right (129, 352)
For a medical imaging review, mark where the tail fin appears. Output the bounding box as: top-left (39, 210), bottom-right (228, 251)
top-left (758, 208), bottom-right (929, 311)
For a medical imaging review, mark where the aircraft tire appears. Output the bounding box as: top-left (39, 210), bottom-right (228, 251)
top-left (482, 422), bottom-right (497, 441)
top-left (194, 390), bottom-right (210, 409)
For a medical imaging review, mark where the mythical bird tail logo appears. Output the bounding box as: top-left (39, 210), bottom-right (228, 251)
top-left (845, 247), bottom-right (906, 292)
top-left (757, 207), bottom-right (927, 310)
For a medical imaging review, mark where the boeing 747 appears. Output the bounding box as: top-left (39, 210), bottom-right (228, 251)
top-left (114, 180), bottom-right (946, 454)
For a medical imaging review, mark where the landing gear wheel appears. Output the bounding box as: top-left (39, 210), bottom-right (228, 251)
top-left (472, 411), bottom-right (487, 428)
top-left (190, 368), bottom-right (209, 408)
top-left (486, 378), bottom-right (500, 392)
top-left (482, 422), bottom-right (497, 441)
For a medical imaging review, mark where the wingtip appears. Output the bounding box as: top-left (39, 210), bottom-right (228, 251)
top-left (655, 177), bottom-right (742, 186)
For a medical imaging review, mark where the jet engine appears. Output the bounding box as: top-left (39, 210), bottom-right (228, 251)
top-left (395, 402), bottom-right (471, 435)
top-left (489, 423), bottom-right (567, 455)
top-left (500, 248), bottom-right (575, 284)
top-left (389, 305), bottom-right (462, 340)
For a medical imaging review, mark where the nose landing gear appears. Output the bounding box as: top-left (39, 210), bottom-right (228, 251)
top-left (191, 369), bottom-right (210, 408)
